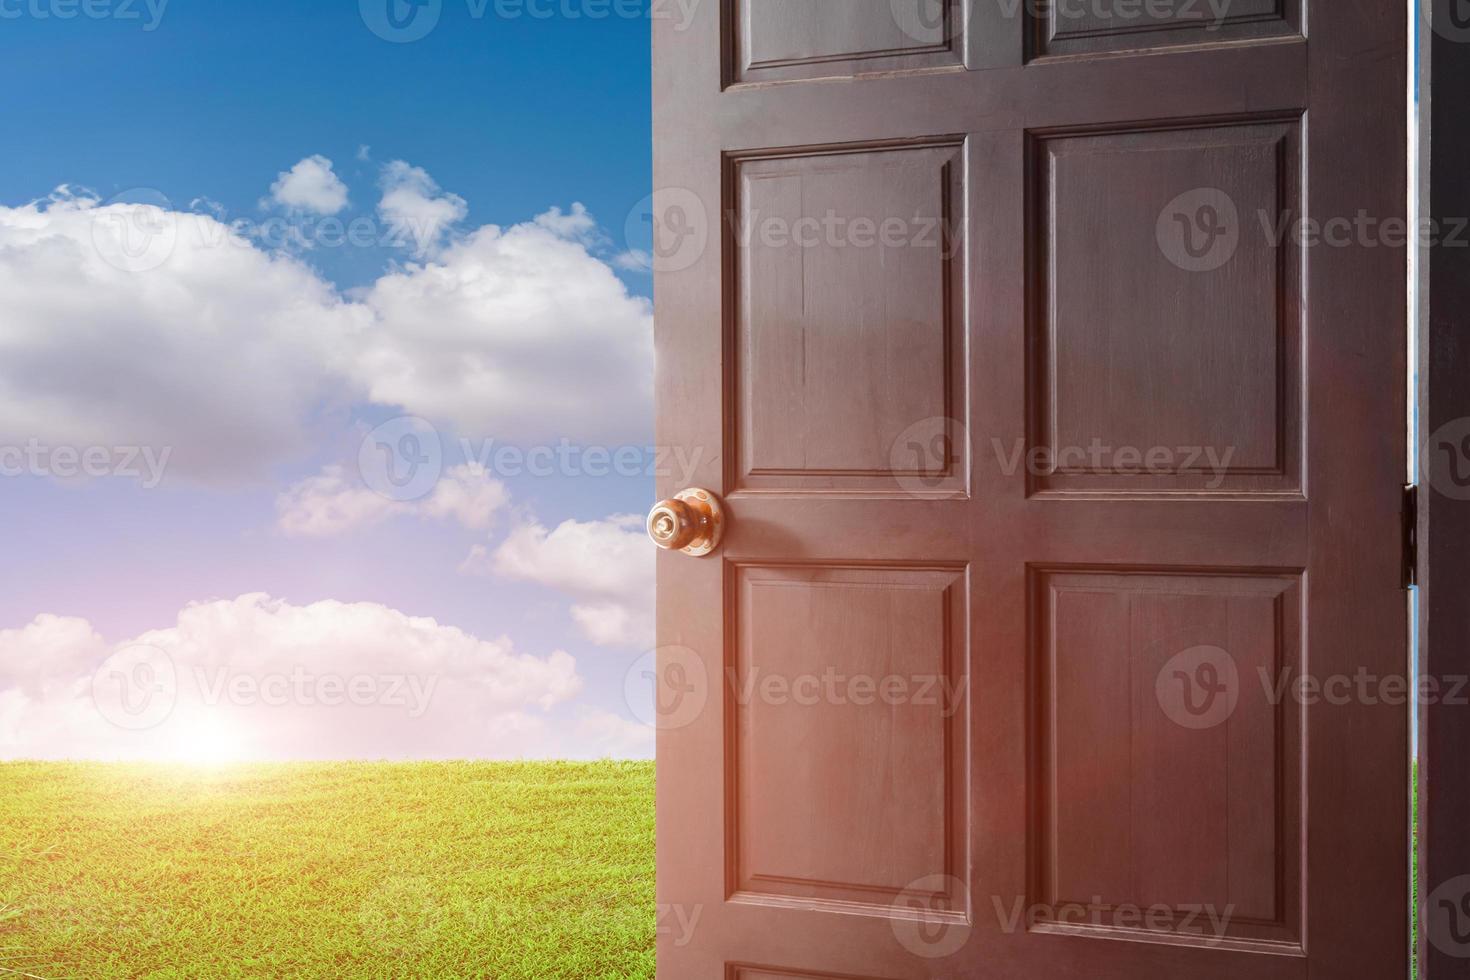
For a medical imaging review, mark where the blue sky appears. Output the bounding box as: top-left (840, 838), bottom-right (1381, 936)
top-left (0, 0), bottom-right (663, 762)
top-left (0, 0), bottom-right (654, 289)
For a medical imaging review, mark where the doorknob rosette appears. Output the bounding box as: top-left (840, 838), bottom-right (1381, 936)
top-left (647, 488), bottom-right (725, 557)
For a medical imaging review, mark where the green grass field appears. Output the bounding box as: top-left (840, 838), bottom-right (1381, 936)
top-left (0, 761), bottom-right (655, 979)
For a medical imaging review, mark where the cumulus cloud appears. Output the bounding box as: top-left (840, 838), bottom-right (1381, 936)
top-left (0, 594), bottom-right (584, 761)
top-left (277, 462), bottom-right (510, 537)
top-left (0, 179), bottom-right (652, 485)
top-left (355, 208), bottom-right (653, 446)
top-left (489, 515), bottom-right (654, 648)
top-left (377, 160), bottom-right (468, 258)
top-left (268, 155), bottom-right (350, 215)
top-left (0, 615), bottom-right (107, 701)
top-left (0, 191), bottom-right (368, 483)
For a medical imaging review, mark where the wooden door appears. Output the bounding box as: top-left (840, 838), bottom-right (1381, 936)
top-left (651, 2), bottom-right (1408, 977)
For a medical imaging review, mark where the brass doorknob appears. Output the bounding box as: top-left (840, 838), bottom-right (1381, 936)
top-left (647, 488), bottom-right (725, 556)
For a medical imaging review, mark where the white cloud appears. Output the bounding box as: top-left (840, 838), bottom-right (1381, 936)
top-left (275, 464), bottom-right (399, 536)
top-left (355, 207), bottom-right (653, 445)
top-left (613, 249), bottom-right (652, 272)
top-left (269, 155), bottom-right (349, 215)
top-left (490, 514), bottom-right (654, 648)
top-left (419, 463), bottom-right (510, 529)
top-left (0, 191), bottom-right (368, 483)
top-left (378, 160), bottom-right (468, 258)
top-left (0, 615), bottom-right (106, 700)
top-left (0, 594), bottom-right (583, 761)
top-left (0, 181), bottom-right (651, 486)
top-left (277, 462), bottom-right (510, 537)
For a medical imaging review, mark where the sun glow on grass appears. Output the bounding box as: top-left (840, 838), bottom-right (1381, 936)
top-left (0, 760), bottom-right (655, 979)
top-left (158, 711), bottom-right (251, 767)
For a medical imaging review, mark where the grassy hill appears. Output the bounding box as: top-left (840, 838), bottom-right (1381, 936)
top-left (0, 761), bottom-right (654, 979)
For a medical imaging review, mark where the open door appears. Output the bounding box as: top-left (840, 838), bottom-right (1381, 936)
top-left (650, 2), bottom-right (1408, 976)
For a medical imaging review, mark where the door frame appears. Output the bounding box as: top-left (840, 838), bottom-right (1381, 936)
top-left (1417, 2), bottom-right (1470, 976)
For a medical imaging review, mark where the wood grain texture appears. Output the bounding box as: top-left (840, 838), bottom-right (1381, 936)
top-left (727, 564), bottom-right (967, 912)
top-left (1033, 0), bottom-right (1299, 59)
top-left (654, 0), bottom-right (1407, 976)
top-left (727, 0), bottom-right (964, 84)
top-left (731, 143), bottom-right (965, 494)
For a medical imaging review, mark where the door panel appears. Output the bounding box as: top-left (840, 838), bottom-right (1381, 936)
top-left (1036, 569), bottom-right (1302, 947)
top-left (1032, 0), bottom-right (1301, 58)
top-left (1033, 120), bottom-right (1303, 496)
top-left (729, 0), bottom-right (966, 84)
top-left (728, 564), bottom-right (968, 913)
top-left (654, 1), bottom-right (1407, 977)
top-left (732, 142), bottom-right (966, 495)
